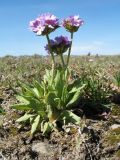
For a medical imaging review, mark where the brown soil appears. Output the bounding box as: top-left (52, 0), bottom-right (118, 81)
top-left (0, 87), bottom-right (120, 160)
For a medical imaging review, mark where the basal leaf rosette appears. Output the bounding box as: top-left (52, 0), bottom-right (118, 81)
top-left (29, 13), bottom-right (59, 36)
top-left (45, 36), bottom-right (71, 55)
top-left (12, 69), bottom-right (85, 135)
top-left (62, 15), bottom-right (84, 33)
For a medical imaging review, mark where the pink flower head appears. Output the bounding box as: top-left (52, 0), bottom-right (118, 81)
top-left (45, 36), bottom-right (71, 55)
top-left (62, 15), bottom-right (84, 32)
top-left (29, 13), bottom-right (59, 36)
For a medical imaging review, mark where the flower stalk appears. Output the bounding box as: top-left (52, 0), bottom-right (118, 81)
top-left (30, 13), bottom-right (84, 69)
top-left (66, 32), bottom-right (74, 67)
top-left (46, 34), bottom-right (56, 69)
top-left (60, 53), bottom-right (65, 69)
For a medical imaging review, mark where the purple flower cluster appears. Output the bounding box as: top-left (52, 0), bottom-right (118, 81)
top-left (45, 36), bottom-right (71, 55)
top-left (29, 13), bottom-right (59, 36)
top-left (63, 15), bottom-right (84, 32)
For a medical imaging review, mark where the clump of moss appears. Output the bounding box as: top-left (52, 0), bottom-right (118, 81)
top-left (116, 150), bottom-right (120, 158)
top-left (105, 127), bottom-right (120, 145)
top-left (9, 126), bottom-right (18, 136)
top-left (111, 105), bottom-right (120, 118)
top-left (0, 115), bottom-right (4, 127)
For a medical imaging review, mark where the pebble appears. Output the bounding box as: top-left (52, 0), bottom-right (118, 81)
top-left (32, 142), bottom-right (52, 155)
top-left (110, 124), bottom-right (120, 130)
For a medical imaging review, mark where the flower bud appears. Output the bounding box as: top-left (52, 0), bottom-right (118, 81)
top-left (45, 36), bottom-right (71, 55)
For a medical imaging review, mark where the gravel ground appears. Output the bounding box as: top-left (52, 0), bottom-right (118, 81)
top-left (0, 87), bottom-right (120, 160)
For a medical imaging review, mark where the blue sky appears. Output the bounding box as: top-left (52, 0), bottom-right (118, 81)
top-left (0, 0), bottom-right (120, 56)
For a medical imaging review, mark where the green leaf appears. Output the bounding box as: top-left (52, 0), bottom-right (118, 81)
top-left (16, 113), bottom-right (34, 122)
top-left (13, 96), bottom-right (46, 115)
top-left (59, 110), bottom-right (80, 125)
top-left (54, 70), bottom-right (65, 98)
top-left (0, 107), bottom-right (5, 115)
top-left (29, 98), bottom-right (46, 113)
top-left (16, 95), bottom-right (29, 104)
top-left (61, 85), bottom-right (68, 106)
top-left (64, 69), bottom-right (69, 80)
top-left (69, 84), bottom-right (86, 94)
top-left (69, 87), bottom-right (79, 93)
top-left (33, 88), bottom-right (40, 98)
top-left (31, 115), bottom-right (40, 134)
top-left (42, 122), bottom-right (53, 135)
top-left (18, 82), bottom-right (34, 95)
top-left (46, 92), bottom-right (57, 108)
top-left (11, 103), bottom-right (32, 110)
top-left (66, 84), bottom-right (85, 108)
top-left (54, 98), bottom-right (61, 109)
top-left (44, 69), bottom-right (53, 85)
top-left (34, 80), bottom-right (44, 96)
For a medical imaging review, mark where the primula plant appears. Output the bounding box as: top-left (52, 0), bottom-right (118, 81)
top-left (12, 13), bottom-right (84, 135)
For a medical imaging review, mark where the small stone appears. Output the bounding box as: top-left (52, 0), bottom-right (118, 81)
top-left (110, 124), bottom-right (120, 130)
top-left (20, 146), bottom-right (27, 153)
top-left (117, 142), bottom-right (120, 148)
top-left (32, 142), bottom-right (52, 155)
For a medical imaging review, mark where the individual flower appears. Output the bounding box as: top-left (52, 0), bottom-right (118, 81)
top-left (29, 13), bottom-right (59, 36)
top-left (45, 36), bottom-right (71, 55)
top-left (62, 15), bottom-right (84, 32)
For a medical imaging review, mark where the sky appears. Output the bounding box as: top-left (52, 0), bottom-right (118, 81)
top-left (0, 0), bottom-right (120, 57)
